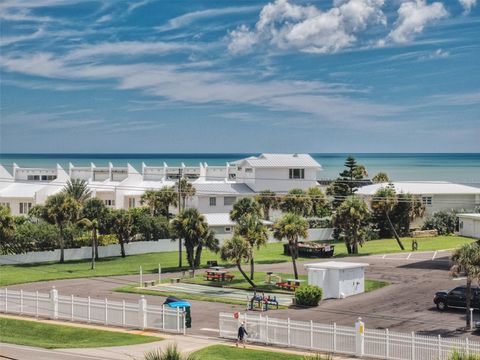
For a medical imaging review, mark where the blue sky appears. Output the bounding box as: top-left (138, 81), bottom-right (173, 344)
top-left (0, 0), bottom-right (479, 153)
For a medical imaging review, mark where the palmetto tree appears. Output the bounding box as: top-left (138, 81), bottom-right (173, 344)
top-left (235, 213), bottom-right (269, 280)
top-left (158, 186), bottom-right (178, 220)
top-left (220, 235), bottom-right (256, 288)
top-left (62, 179), bottom-right (91, 204)
top-left (44, 193), bottom-right (80, 263)
top-left (140, 189), bottom-right (162, 216)
top-left (177, 178), bottom-right (196, 211)
top-left (81, 197), bottom-right (108, 261)
top-left (77, 218), bottom-right (98, 269)
top-left (280, 188), bottom-right (312, 216)
top-left (307, 187), bottom-right (330, 217)
top-left (273, 213), bottom-right (308, 280)
top-left (372, 172), bottom-right (390, 183)
top-left (230, 197), bottom-right (261, 222)
top-left (109, 209), bottom-right (134, 258)
top-left (371, 186), bottom-right (405, 250)
top-left (0, 205), bottom-right (16, 254)
top-left (333, 196), bottom-right (370, 254)
top-left (255, 190), bottom-right (279, 221)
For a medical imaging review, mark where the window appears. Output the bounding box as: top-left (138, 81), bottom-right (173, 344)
top-left (209, 197), bottom-right (216, 206)
top-left (27, 175), bottom-right (40, 181)
top-left (104, 199), bottom-right (115, 207)
top-left (19, 202), bottom-right (32, 214)
top-left (449, 287), bottom-right (465, 297)
top-left (128, 198), bottom-right (136, 208)
top-left (0, 202), bottom-right (10, 209)
top-left (224, 196), bottom-right (236, 206)
top-left (289, 169), bottom-right (305, 179)
top-left (422, 196), bottom-right (432, 206)
top-left (41, 175), bottom-right (57, 181)
top-left (224, 227), bottom-right (232, 233)
top-left (245, 168), bottom-right (253, 173)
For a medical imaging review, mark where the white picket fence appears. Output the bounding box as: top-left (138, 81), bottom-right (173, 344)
top-left (219, 313), bottom-right (480, 360)
top-left (0, 288), bottom-right (186, 334)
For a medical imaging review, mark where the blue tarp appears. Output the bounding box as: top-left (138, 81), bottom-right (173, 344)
top-left (166, 301), bottom-right (191, 308)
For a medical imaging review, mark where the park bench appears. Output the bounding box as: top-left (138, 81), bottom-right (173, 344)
top-left (144, 280), bottom-right (155, 287)
top-left (170, 278), bottom-right (181, 284)
top-left (275, 282), bottom-right (298, 291)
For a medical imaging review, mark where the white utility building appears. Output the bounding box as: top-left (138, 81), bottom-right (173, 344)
top-left (457, 213), bottom-right (480, 239)
top-left (305, 261), bottom-right (369, 299)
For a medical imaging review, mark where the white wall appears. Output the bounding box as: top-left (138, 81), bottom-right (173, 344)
top-left (427, 194), bottom-right (479, 215)
top-left (459, 218), bottom-right (480, 238)
top-left (247, 168), bottom-right (317, 193)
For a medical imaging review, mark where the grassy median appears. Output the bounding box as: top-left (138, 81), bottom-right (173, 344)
top-left (0, 316), bottom-right (161, 349)
top-left (0, 235), bottom-right (471, 286)
top-left (193, 345), bottom-right (328, 359)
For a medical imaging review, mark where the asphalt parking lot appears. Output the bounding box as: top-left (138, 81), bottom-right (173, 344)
top-left (4, 250), bottom-right (479, 338)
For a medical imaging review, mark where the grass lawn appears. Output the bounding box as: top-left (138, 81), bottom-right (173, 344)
top-left (0, 235), bottom-right (471, 286)
top-left (0, 316), bottom-right (161, 349)
top-left (193, 345), bottom-right (326, 360)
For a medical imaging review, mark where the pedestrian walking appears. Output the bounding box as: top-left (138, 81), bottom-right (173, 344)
top-left (236, 322), bottom-right (248, 348)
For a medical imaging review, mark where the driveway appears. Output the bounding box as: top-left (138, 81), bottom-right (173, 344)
top-left (3, 251), bottom-right (478, 338)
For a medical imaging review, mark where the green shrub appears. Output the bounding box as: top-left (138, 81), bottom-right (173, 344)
top-left (447, 350), bottom-right (480, 360)
top-left (143, 344), bottom-right (197, 360)
top-left (295, 285), bottom-right (323, 306)
top-left (422, 211), bottom-right (457, 235)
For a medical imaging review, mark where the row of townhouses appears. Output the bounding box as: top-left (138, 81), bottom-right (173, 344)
top-left (1, 153), bottom-right (479, 229)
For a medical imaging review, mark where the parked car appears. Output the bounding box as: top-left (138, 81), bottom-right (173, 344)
top-left (434, 285), bottom-right (480, 311)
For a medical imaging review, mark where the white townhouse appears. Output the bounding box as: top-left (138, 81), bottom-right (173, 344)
top-left (357, 181), bottom-right (480, 216)
top-left (0, 153), bottom-right (323, 217)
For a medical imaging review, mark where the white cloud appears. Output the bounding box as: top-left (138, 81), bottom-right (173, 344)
top-left (419, 48), bottom-right (450, 59)
top-left (96, 14), bottom-right (112, 23)
top-left (228, 0), bottom-right (386, 54)
top-left (459, 0), bottom-right (477, 13)
top-left (387, 0), bottom-right (448, 44)
top-left (157, 5), bottom-right (260, 31)
top-left (0, 29), bottom-right (44, 46)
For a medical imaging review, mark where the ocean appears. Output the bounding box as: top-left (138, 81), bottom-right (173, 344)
top-left (0, 153), bottom-right (479, 184)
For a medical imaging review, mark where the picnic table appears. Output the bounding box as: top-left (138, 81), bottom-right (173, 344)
top-left (203, 269), bottom-right (235, 282)
top-left (276, 278), bottom-right (305, 291)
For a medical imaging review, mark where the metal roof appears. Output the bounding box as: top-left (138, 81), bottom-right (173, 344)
top-left (194, 182), bottom-right (254, 195)
top-left (457, 213), bottom-right (480, 220)
top-left (357, 181), bottom-right (480, 196)
top-left (237, 153), bottom-right (321, 168)
top-left (0, 182), bottom-right (47, 198)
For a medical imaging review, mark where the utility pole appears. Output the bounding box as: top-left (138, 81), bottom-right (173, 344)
top-left (177, 172), bottom-right (183, 269)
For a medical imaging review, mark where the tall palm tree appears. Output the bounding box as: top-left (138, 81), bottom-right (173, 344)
top-left (333, 196), bottom-right (370, 254)
top-left (307, 187), bottom-right (329, 217)
top-left (77, 218), bottom-right (98, 269)
top-left (177, 178), bottom-right (196, 211)
top-left (273, 213), bottom-right (308, 279)
top-left (62, 179), bottom-right (92, 204)
top-left (194, 228), bottom-right (219, 268)
top-left (230, 197), bottom-right (261, 222)
top-left (141, 189), bottom-right (162, 216)
top-left (451, 243), bottom-right (480, 329)
top-left (44, 193), bottom-right (80, 263)
top-left (81, 198), bottom-right (108, 260)
top-left (235, 213), bottom-right (268, 280)
top-left (280, 188), bottom-right (312, 216)
top-left (371, 186), bottom-right (405, 250)
top-left (171, 208), bottom-right (217, 275)
top-left (109, 209), bottom-right (134, 258)
top-left (255, 190), bottom-right (279, 221)
top-left (220, 235), bottom-right (256, 288)
top-left (158, 186), bottom-right (178, 220)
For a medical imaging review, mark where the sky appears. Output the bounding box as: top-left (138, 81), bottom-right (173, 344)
top-left (0, 0), bottom-right (479, 153)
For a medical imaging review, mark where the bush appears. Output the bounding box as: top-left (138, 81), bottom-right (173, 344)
top-left (9, 221), bottom-right (60, 254)
top-left (295, 285), bottom-right (323, 306)
top-left (447, 350), bottom-right (480, 360)
top-left (422, 211), bottom-right (457, 235)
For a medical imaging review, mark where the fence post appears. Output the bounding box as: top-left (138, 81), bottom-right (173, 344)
top-left (158, 263), bottom-right (161, 284)
top-left (162, 305), bottom-right (165, 331)
top-left (438, 335), bottom-right (442, 360)
top-left (183, 307), bottom-right (186, 335)
top-left (87, 296), bottom-right (91, 323)
top-left (177, 306), bottom-right (180, 333)
top-left (138, 295), bottom-right (147, 330)
top-left (20, 289), bottom-right (23, 314)
top-left (310, 320), bottom-right (314, 349)
top-left (386, 329), bottom-right (390, 359)
top-left (71, 295), bottom-right (74, 321)
top-left (35, 291), bottom-right (39, 318)
top-left (265, 315), bottom-right (269, 345)
top-left (4, 288), bottom-right (7, 313)
top-left (333, 323), bottom-right (337, 351)
top-left (122, 300), bottom-right (126, 327)
top-left (355, 317), bottom-right (365, 358)
top-left (411, 332), bottom-right (415, 360)
top-left (105, 298), bottom-right (108, 325)
top-left (50, 286), bottom-right (58, 320)
top-left (140, 266), bottom-right (143, 287)
top-left (287, 318), bottom-right (291, 346)
top-left (466, 338), bottom-right (470, 356)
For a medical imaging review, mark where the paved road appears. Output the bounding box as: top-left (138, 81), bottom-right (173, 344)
top-left (3, 251), bottom-right (479, 338)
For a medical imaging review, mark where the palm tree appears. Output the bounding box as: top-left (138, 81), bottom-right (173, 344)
top-left (372, 172), bottom-right (390, 183)
top-left (255, 190), bottom-right (279, 221)
top-left (280, 189), bottom-right (312, 216)
top-left (235, 213), bottom-right (268, 279)
top-left (109, 209), bottom-right (134, 258)
top-left (370, 186), bottom-right (405, 250)
top-left (158, 186), bottom-right (178, 219)
top-left (230, 197), bottom-right (261, 222)
top-left (273, 213), bottom-right (308, 279)
top-left (307, 187), bottom-right (329, 217)
top-left (450, 243), bottom-right (480, 329)
top-left (141, 189), bottom-right (162, 216)
top-left (82, 198), bottom-right (108, 260)
top-left (62, 179), bottom-right (91, 204)
top-left (177, 178), bottom-right (196, 211)
top-left (194, 228), bottom-right (219, 268)
top-left (171, 208), bottom-right (217, 275)
top-left (333, 196), bottom-right (370, 254)
top-left (77, 218), bottom-right (98, 269)
top-left (44, 193), bottom-right (80, 263)
top-left (220, 235), bottom-right (256, 288)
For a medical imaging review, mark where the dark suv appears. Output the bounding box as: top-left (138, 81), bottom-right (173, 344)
top-left (434, 285), bottom-right (480, 311)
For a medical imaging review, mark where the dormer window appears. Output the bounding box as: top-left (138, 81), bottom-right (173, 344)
top-left (245, 168), bottom-right (253, 173)
top-left (289, 169), bottom-right (305, 179)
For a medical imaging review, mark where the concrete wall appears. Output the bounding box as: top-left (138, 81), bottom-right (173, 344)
top-left (247, 168), bottom-right (317, 193)
top-left (459, 218), bottom-right (480, 238)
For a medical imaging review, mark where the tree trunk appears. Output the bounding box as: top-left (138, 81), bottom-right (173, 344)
top-left (182, 196), bottom-right (186, 211)
top-left (352, 239), bottom-right (358, 254)
top-left (264, 207), bottom-right (270, 221)
top-left (386, 213), bottom-right (405, 250)
top-left (178, 238), bottom-right (183, 268)
top-left (237, 263), bottom-right (256, 289)
top-left (185, 244), bottom-right (194, 269)
top-left (250, 255), bottom-right (255, 280)
top-left (344, 238), bottom-right (352, 254)
top-left (59, 224), bottom-right (65, 263)
top-left (91, 228), bottom-right (96, 270)
top-left (95, 231), bottom-right (99, 260)
top-left (194, 244), bottom-right (203, 269)
top-left (120, 238), bottom-right (126, 258)
top-left (466, 278), bottom-right (472, 329)
top-left (289, 242), bottom-right (299, 280)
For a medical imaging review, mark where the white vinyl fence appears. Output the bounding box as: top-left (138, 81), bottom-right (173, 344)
top-left (219, 313), bottom-right (480, 360)
top-left (0, 288), bottom-right (186, 334)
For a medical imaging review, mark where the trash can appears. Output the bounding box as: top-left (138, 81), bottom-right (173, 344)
top-left (164, 296), bottom-right (192, 328)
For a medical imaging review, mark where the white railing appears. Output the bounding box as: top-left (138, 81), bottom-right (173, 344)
top-left (0, 288), bottom-right (186, 334)
top-left (219, 313), bottom-right (480, 360)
